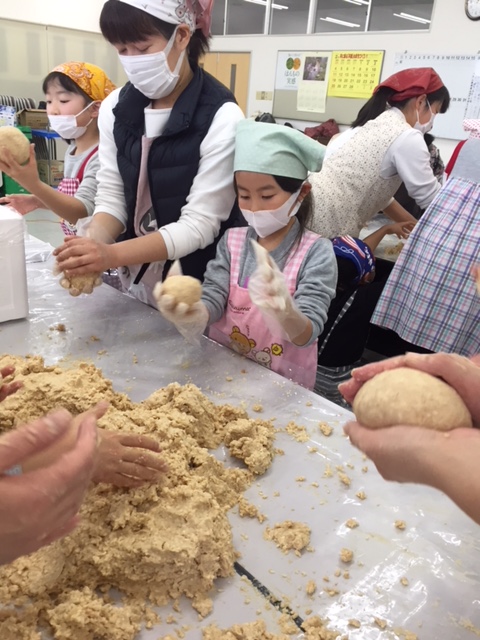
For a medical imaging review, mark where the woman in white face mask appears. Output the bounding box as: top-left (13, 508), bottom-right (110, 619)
top-left (0, 62), bottom-right (115, 234)
top-left (53, 0), bottom-right (245, 308)
top-left (309, 67), bottom-right (450, 239)
top-left (154, 120), bottom-right (338, 390)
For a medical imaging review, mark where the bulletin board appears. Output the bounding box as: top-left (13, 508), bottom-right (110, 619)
top-left (392, 52), bottom-right (479, 140)
top-left (272, 50), bottom-right (384, 125)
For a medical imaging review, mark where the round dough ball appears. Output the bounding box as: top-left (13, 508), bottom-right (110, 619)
top-left (0, 127), bottom-right (30, 165)
top-left (162, 275), bottom-right (202, 306)
top-left (353, 367), bottom-right (472, 431)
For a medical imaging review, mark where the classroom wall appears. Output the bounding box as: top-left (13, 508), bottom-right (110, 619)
top-left (0, 0), bottom-right (476, 159)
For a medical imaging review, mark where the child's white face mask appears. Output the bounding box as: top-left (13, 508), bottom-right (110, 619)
top-left (48, 102), bottom-right (95, 139)
top-left (240, 187), bottom-right (303, 238)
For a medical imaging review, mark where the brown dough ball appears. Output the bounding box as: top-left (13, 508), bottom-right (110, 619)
top-left (0, 127), bottom-right (30, 165)
top-left (162, 275), bottom-right (202, 305)
top-left (353, 367), bottom-right (473, 431)
top-left (60, 274), bottom-right (102, 296)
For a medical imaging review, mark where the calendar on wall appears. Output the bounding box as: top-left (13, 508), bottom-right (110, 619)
top-left (393, 52), bottom-right (479, 140)
top-left (327, 51), bottom-right (384, 100)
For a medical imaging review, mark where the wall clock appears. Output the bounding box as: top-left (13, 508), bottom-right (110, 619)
top-left (466, 0), bottom-right (480, 20)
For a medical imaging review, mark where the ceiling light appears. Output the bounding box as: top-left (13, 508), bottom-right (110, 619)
top-left (393, 12), bottom-right (431, 24)
top-left (320, 16), bottom-right (361, 28)
top-left (342, 0), bottom-right (370, 5)
top-left (244, 0), bottom-right (289, 9)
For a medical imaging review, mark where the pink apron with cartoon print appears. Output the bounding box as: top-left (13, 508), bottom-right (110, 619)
top-left (208, 227), bottom-right (319, 389)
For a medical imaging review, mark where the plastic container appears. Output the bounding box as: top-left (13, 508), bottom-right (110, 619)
top-left (0, 205), bottom-right (28, 322)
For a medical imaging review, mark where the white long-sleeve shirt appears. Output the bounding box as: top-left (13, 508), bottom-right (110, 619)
top-left (94, 87), bottom-right (244, 259)
top-left (325, 108), bottom-right (440, 211)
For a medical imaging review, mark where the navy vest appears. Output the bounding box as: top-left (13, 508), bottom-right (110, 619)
top-left (113, 67), bottom-right (243, 281)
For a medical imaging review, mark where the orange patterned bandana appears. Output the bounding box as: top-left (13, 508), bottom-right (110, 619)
top-left (51, 62), bottom-right (116, 102)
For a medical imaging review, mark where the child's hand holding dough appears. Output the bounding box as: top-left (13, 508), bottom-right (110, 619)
top-left (154, 260), bottom-right (209, 342)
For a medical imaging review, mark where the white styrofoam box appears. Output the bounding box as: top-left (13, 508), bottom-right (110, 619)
top-left (0, 205), bottom-right (28, 322)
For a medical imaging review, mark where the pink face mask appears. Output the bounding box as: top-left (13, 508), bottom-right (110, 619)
top-left (240, 187), bottom-right (303, 238)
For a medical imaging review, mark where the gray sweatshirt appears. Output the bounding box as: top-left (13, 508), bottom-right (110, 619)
top-left (201, 220), bottom-right (338, 347)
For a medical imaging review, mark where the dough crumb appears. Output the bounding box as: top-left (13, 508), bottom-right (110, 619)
top-left (348, 619), bottom-right (361, 628)
top-left (251, 404), bottom-right (263, 413)
top-left (345, 519), bottom-right (359, 529)
top-left (356, 491), bottom-right (367, 500)
top-left (340, 548), bottom-right (354, 563)
top-left (279, 613), bottom-right (298, 635)
top-left (305, 580), bottom-right (317, 595)
top-left (238, 497), bottom-right (266, 523)
top-left (400, 577), bottom-right (410, 587)
top-left (285, 421), bottom-right (309, 443)
top-left (263, 521), bottom-right (311, 556)
top-left (374, 617), bottom-right (388, 629)
top-left (337, 471), bottom-right (351, 487)
top-left (395, 520), bottom-right (407, 530)
top-left (295, 476), bottom-right (306, 482)
top-left (318, 422), bottom-right (333, 436)
top-left (323, 464), bottom-right (333, 478)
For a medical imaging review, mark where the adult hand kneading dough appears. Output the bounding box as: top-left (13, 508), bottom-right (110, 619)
top-left (352, 367), bottom-right (473, 430)
top-left (0, 127), bottom-right (30, 166)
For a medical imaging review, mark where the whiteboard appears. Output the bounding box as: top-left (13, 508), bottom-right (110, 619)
top-left (392, 52), bottom-right (478, 141)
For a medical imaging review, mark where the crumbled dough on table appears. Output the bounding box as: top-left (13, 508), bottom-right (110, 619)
top-left (356, 491), bottom-right (367, 500)
top-left (0, 356), bottom-right (277, 640)
top-left (374, 617), bottom-right (388, 629)
top-left (279, 613), bottom-right (298, 635)
top-left (223, 417), bottom-right (276, 475)
top-left (400, 577), bottom-right (409, 587)
top-left (238, 497), bottom-right (266, 523)
top-left (203, 616), bottom-right (341, 640)
top-left (263, 521), bottom-right (311, 556)
top-left (345, 519), bottom-right (359, 529)
top-left (395, 520), bottom-right (407, 530)
top-left (285, 421), bottom-right (310, 443)
top-left (348, 619), bottom-right (361, 628)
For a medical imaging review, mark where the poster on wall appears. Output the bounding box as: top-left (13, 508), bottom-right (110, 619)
top-left (328, 51), bottom-right (384, 99)
top-left (296, 52), bottom-right (332, 113)
top-left (393, 52), bottom-right (477, 140)
top-left (465, 56), bottom-right (480, 119)
top-left (275, 52), bottom-right (303, 91)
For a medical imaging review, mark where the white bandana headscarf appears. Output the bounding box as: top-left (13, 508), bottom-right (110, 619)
top-left (118, 0), bottom-right (214, 36)
top-left (463, 119), bottom-right (480, 140)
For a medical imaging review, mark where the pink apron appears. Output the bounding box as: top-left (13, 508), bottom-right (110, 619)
top-left (57, 146), bottom-right (98, 236)
top-left (117, 136), bottom-right (164, 306)
top-left (208, 227), bottom-right (319, 390)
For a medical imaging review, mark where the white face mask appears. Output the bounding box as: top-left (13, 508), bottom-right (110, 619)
top-left (240, 188), bottom-right (303, 238)
top-left (48, 103), bottom-right (95, 139)
top-left (414, 99), bottom-right (436, 135)
top-left (119, 30), bottom-right (184, 100)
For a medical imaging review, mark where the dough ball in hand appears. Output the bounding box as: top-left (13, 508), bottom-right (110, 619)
top-left (161, 275), bottom-right (202, 306)
top-left (60, 273), bottom-right (102, 297)
top-left (352, 367), bottom-right (473, 431)
top-left (0, 127), bottom-right (30, 165)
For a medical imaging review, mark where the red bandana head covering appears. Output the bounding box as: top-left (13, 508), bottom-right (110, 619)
top-left (374, 67), bottom-right (444, 102)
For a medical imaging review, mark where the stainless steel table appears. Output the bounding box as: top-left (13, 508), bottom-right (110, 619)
top-left (1, 260), bottom-right (479, 639)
